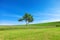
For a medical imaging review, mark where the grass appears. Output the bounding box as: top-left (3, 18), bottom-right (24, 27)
top-left (0, 21), bottom-right (60, 40)
top-left (0, 28), bottom-right (60, 40)
top-left (0, 22), bottom-right (58, 30)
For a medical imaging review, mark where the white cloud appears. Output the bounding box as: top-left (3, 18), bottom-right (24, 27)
top-left (2, 14), bottom-right (22, 18)
top-left (32, 7), bottom-right (60, 23)
top-left (1, 11), bottom-right (21, 18)
top-left (0, 20), bottom-right (25, 25)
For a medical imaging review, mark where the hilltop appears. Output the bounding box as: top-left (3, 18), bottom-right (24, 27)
top-left (0, 21), bottom-right (60, 30)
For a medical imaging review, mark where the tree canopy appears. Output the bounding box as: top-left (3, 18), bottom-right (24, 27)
top-left (18, 13), bottom-right (33, 26)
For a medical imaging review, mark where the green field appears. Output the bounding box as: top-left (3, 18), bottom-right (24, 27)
top-left (0, 22), bottom-right (60, 40)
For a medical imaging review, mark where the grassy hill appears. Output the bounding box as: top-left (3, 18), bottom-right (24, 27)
top-left (0, 27), bottom-right (60, 40)
top-left (0, 21), bottom-right (60, 40)
top-left (0, 21), bottom-right (60, 30)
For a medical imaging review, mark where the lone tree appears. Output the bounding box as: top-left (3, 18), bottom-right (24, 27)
top-left (18, 13), bottom-right (33, 26)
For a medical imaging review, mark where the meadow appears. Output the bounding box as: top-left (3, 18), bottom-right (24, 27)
top-left (0, 22), bottom-right (60, 40)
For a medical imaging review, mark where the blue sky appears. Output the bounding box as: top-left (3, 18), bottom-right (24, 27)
top-left (0, 0), bottom-right (60, 25)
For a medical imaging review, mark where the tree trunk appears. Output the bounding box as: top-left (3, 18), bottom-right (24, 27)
top-left (26, 21), bottom-right (28, 27)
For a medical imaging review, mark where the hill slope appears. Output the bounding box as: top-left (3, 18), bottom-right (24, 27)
top-left (0, 21), bottom-right (60, 40)
top-left (0, 21), bottom-right (60, 30)
top-left (0, 28), bottom-right (60, 40)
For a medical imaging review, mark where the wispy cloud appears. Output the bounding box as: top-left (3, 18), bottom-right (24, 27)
top-left (0, 20), bottom-right (25, 25)
top-left (33, 7), bottom-right (60, 23)
top-left (2, 14), bottom-right (22, 18)
top-left (0, 11), bottom-right (21, 18)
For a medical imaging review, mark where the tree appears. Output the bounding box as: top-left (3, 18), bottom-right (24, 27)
top-left (18, 13), bottom-right (33, 26)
